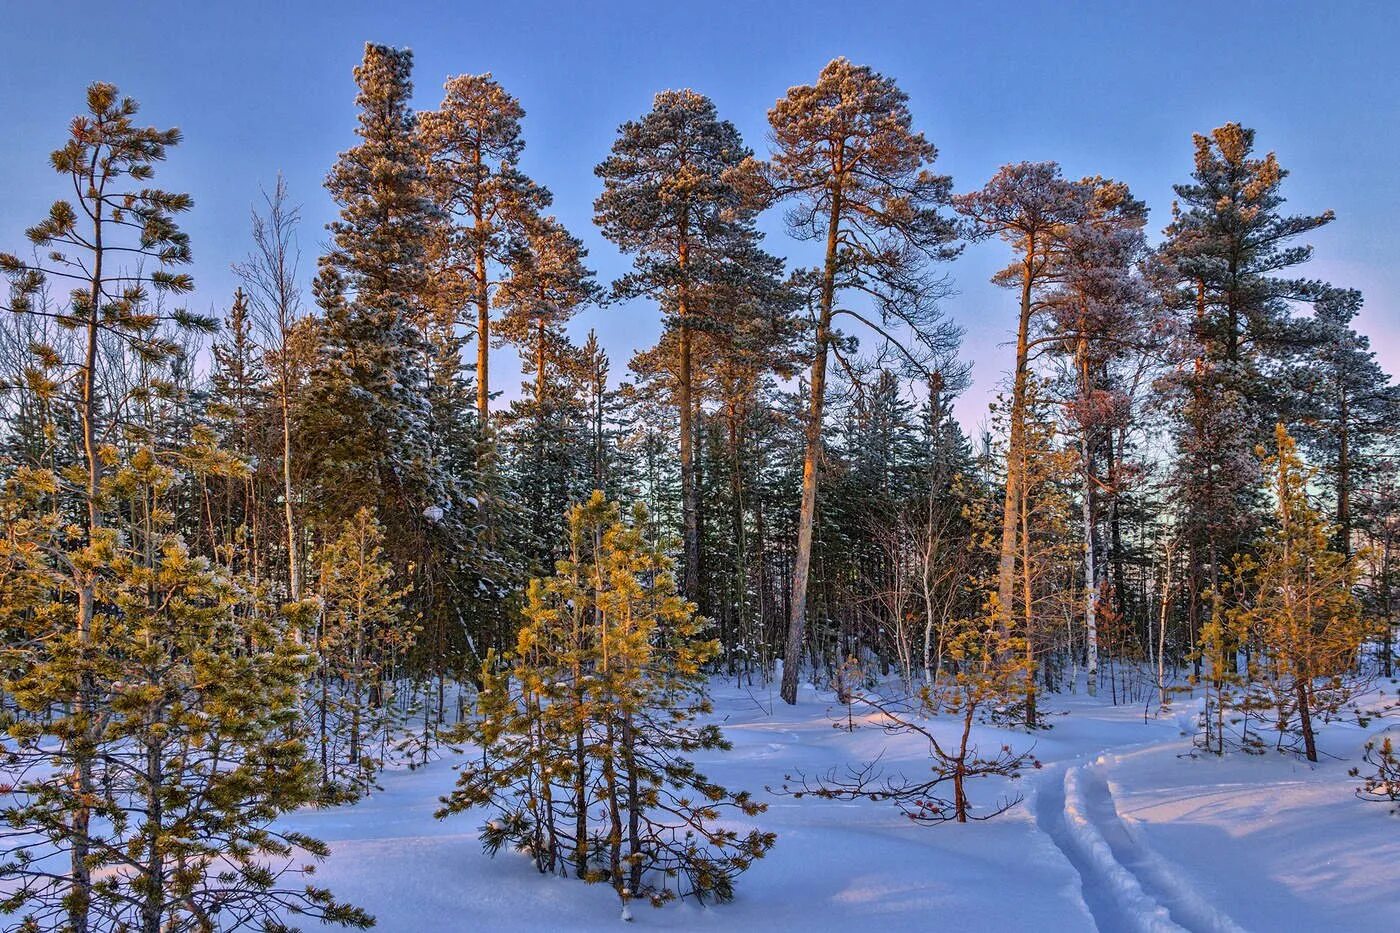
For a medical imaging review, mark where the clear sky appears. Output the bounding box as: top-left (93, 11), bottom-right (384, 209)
top-left (3, 0), bottom-right (1397, 430)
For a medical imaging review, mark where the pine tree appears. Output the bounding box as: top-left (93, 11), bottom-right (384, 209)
top-left (953, 163), bottom-right (1092, 672)
top-left (806, 365), bottom-right (929, 684)
top-left (595, 89), bottom-right (787, 603)
top-left (0, 82), bottom-right (212, 933)
top-left (0, 447), bottom-right (371, 933)
top-left (1164, 123), bottom-right (1333, 418)
top-left (419, 72), bottom-right (549, 424)
top-left (439, 493), bottom-right (774, 911)
top-left (1206, 425), bottom-right (1369, 761)
top-left (760, 58), bottom-right (960, 704)
top-left (1161, 123), bottom-right (1336, 669)
top-left (978, 379), bottom-right (1080, 723)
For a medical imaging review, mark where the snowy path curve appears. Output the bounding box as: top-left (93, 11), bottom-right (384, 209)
top-left (1035, 755), bottom-right (1246, 933)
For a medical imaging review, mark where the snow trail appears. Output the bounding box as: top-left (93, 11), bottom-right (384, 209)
top-left (1036, 763), bottom-right (1181, 932)
top-left (1035, 756), bottom-right (1245, 933)
top-left (1073, 759), bottom-right (1245, 933)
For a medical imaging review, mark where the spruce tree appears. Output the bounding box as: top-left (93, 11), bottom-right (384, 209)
top-left (306, 43), bottom-right (441, 530)
top-left (575, 330), bottom-right (625, 497)
top-left (496, 215), bottom-right (600, 567)
top-left (205, 288), bottom-right (269, 576)
top-left (308, 43), bottom-right (490, 699)
top-left (1357, 460), bottom-right (1400, 677)
top-left (1293, 287), bottom-right (1400, 556)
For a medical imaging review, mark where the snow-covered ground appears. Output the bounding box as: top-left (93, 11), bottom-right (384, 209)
top-left (277, 678), bottom-right (1400, 932)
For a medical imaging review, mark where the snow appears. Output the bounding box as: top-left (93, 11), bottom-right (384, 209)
top-left (273, 679), bottom-right (1400, 932)
top-left (1041, 763), bottom-right (1179, 932)
top-left (1103, 718), bottom-right (1400, 932)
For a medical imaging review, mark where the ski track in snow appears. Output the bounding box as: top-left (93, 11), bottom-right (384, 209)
top-left (1035, 756), bottom-right (1245, 933)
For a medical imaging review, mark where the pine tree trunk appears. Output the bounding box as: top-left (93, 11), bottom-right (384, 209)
top-left (592, 366), bottom-right (606, 495)
top-left (1336, 389), bottom-right (1351, 557)
top-left (474, 185), bottom-right (491, 424)
top-left (623, 716), bottom-right (643, 895)
top-left (602, 717), bottom-right (623, 892)
top-left (1019, 448), bottom-right (1037, 727)
top-left (69, 191), bottom-right (106, 933)
top-left (1082, 440), bottom-right (1098, 697)
top-left (678, 237), bottom-right (700, 601)
top-left (1383, 540), bottom-right (1394, 679)
top-left (1296, 679), bottom-right (1318, 763)
top-left (350, 611), bottom-right (364, 790)
top-left (535, 318), bottom-right (549, 552)
top-left (319, 661), bottom-right (330, 787)
top-left (531, 686), bottom-right (559, 873)
top-left (572, 714), bottom-right (588, 879)
top-left (998, 238), bottom-right (1036, 632)
top-left (141, 737), bottom-right (165, 933)
top-left (571, 595), bottom-right (589, 880)
top-left (781, 180), bottom-right (842, 706)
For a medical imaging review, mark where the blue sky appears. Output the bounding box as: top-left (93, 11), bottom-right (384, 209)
top-left (3, 0), bottom-right (1397, 430)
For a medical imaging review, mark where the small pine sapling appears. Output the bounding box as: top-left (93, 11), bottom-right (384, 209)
top-left (777, 602), bottom-right (1038, 823)
top-left (1196, 425), bottom-right (1372, 761)
top-left (439, 493), bottom-right (775, 911)
top-left (0, 453), bottom-right (372, 932)
top-left (1353, 733), bottom-right (1400, 812)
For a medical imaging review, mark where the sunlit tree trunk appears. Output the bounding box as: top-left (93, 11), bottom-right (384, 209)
top-left (781, 180), bottom-right (841, 705)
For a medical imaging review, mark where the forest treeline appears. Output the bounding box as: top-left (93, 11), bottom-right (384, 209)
top-left (1, 45), bottom-right (1397, 930)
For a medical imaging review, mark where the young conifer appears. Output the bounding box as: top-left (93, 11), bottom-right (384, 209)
top-left (439, 493), bottom-right (774, 910)
top-left (1217, 425), bottom-right (1370, 761)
